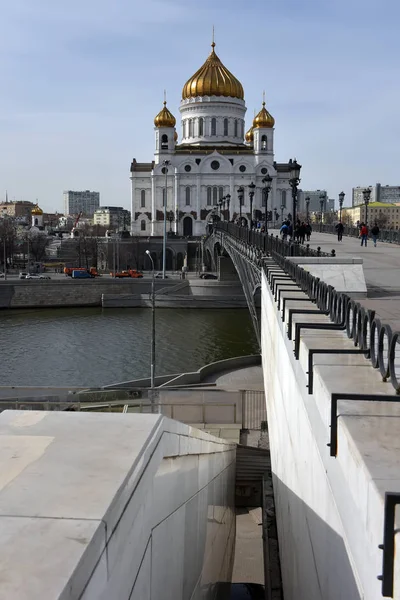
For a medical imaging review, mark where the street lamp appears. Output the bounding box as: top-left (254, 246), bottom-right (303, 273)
top-left (319, 193), bottom-right (326, 232)
top-left (362, 188), bottom-right (371, 225)
top-left (238, 186), bottom-right (244, 223)
top-left (226, 193), bottom-right (231, 222)
top-left (162, 159), bottom-right (170, 279)
top-left (145, 250), bottom-right (156, 394)
top-left (262, 174), bottom-right (273, 234)
top-left (167, 210), bottom-right (174, 232)
top-left (338, 191), bottom-right (345, 223)
top-left (248, 182), bottom-right (256, 228)
top-left (289, 159), bottom-right (302, 227)
top-left (218, 198), bottom-right (223, 220)
top-left (305, 196), bottom-right (310, 222)
top-left (1, 208), bottom-right (7, 280)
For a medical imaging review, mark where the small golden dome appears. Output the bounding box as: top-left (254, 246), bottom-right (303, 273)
top-left (182, 43), bottom-right (244, 100)
top-left (174, 131), bottom-right (178, 142)
top-left (253, 102), bottom-right (275, 128)
top-left (245, 127), bottom-right (254, 143)
top-left (154, 101), bottom-right (176, 128)
top-left (32, 204), bottom-right (43, 216)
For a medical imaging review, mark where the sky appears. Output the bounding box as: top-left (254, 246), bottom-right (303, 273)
top-left (0, 0), bottom-right (399, 212)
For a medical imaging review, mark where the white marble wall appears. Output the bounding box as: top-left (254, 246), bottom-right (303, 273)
top-left (0, 411), bottom-right (236, 600)
top-left (261, 270), bottom-right (400, 600)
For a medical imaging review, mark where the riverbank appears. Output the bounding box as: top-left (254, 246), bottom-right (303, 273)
top-left (0, 277), bottom-right (246, 309)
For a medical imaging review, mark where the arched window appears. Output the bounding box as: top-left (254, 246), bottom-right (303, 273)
top-left (189, 119), bottom-right (193, 137)
top-left (213, 187), bottom-right (218, 205)
top-left (234, 119), bottom-right (238, 137)
top-left (198, 117), bottom-right (204, 136)
top-left (219, 186), bottom-right (224, 200)
top-left (281, 190), bottom-right (287, 208)
top-left (207, 187), bottom-right (212, 205)
top-left (185, 186), bottom-right (191, 206)
top-left (140, 190), bottom-right (145, 207)
top-left (261, 135), bottom-right (267, 150)
top-left (223, 118), bottom-right (228, 136)
top-left (161, 134), bottom-right (168, 150)
top-left (211, 118), bottom-right (216, 136)
top-left (162, 188), bottom-right (166, 206)
top-left (141, 220), bottom-right (146, 231)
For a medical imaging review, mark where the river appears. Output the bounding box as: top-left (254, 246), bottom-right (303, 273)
top-left (1, 308), bottom-right (258, 388)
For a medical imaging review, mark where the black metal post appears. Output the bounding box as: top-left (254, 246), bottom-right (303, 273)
top-left (319, 198), bottom-right (324, 232)
top-left (338, 191), bottom-right (345, 223)
top-left (248, 182), bottom-right (255, 229)
top-left (238, 186), bottom-right (244, 223)
top-left (305, 196), bottom-right (310, 222)
top-left (226, 194), bottom-right (231, 222)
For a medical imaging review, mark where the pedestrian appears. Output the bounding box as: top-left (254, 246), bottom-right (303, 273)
top-left (305, 222), bottom-right (312, 241)
top-left (336, 221), bottom-right (344, 241)
top-left (371, 223), bottom-right (380, 247)
top-left (298, 222), bottom-right (306, 244)
top-left (280, 222), bottom-right (288, 241)
top-left (360, 223), bottom-right (369, 247)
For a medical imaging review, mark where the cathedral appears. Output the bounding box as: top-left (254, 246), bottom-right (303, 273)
top-left (130, 41), bottom-right (295, 237)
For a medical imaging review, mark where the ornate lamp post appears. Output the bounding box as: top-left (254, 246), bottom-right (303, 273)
top-left (289, 159), bottom-right (302, 227)
top-left (162, 159), bottom-right (170, 279)
top-left (262, 174), bottom-right (273, 234)
top-left (238, 186), bottom-right (244, 223)
top-left (167, 210), bottom-right (174, 232)
top-left (305, 196), bottom-right (310, 222)
top-left (248, 182), bottom-right (256, 228)
top-left (218, 198), bottom-right (223, 220)
top-left (319, 192), bottom-right (326, 232)
top-left (226, 193), bottom-right (231, 222)
top-left (338, 191), bottom-right (345, 223)
top-left (363, 188), bottom-right (371, 225)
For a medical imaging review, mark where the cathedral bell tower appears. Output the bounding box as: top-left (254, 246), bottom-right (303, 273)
top-left (154, 100), bottom-right (177, 164)
top-left (252, 100), bottom-right (275, 157)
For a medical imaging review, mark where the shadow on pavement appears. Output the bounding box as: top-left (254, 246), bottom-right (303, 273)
top-left (229, 583), bottom-right (265, 599)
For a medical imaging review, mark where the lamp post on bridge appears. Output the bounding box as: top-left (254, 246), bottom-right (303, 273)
top-left (226, 193), bottom-right (231, 222)
top-left (262, 174), bottom-right (273, 234)
top-left (238, 186), bottom-right (244, 224)
top-left (289, 159), bottom-right (302, 228)
top-left (280, 204), bottom-right (285, 224)
top-left (338, 191), bottom-right (345, 223)
top-left (362, 188), bottom-right (371, 226)
top-left (305, 196), bottom-right (310, 222)
top-left (162, 159), bottom-right (170, 279)
top-left (248, 182), bottom-right (256, 228)
top-left (319, 193), bottom-right (326, 232)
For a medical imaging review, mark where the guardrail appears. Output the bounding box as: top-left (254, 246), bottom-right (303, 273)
top-left (214, 222), bottom-right (335, 258)
top-left (269, 251), bottom-right (400, 393)
top-left (320, 223), bottom-right (400, 244)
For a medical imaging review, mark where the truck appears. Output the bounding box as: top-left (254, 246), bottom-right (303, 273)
top-left (110, 269), bottom-right (144, 279)
top-left (71, 270), bottom-right (93, 279)
top-left (64, 267), bottom-right (99, 277)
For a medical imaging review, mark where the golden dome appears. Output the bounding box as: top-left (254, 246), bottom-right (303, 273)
top-left (154, 101), bottom-right (176, 128)
top-left (245, 127), bottom-right (254, 143)
top-left (31, 204), bottom-right (43, 216)
top-left (253, 102), bottom-right (275, 128)
top-left (174, 130), bottom-right (178, 142)
top-left (182, 43), bottom-right (244, 100)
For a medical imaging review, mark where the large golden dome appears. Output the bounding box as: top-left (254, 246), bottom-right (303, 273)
top-left (253, 102), bottom-right (275, 128)
top-left (154, 101), bottom-right (176, 128)
top-left (182, 43), bottom-right (244, 100)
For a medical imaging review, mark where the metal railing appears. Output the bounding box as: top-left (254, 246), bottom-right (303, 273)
top-left (214, 222), bottom-right (334, 258)
top-left (319, 223), bottom-right (400, 244)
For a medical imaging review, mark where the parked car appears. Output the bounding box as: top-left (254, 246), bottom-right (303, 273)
top-left (72, 270), bottom-right (93, 279)
top-left (26, 274), bottom-right (41, 279)
top-left (200, 273), bottom-right (218, 280)
top-left (39, 275), bottom-right (51, 280)
top-left (19, 272), bottom-right (28, 279)
top-left (155, 272), bottom-right (168, 278)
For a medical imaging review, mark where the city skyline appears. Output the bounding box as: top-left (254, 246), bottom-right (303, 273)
top-left (0, 0), bottom-right (399, 212)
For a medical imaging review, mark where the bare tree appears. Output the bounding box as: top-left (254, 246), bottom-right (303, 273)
top-left (28, 230), bottom-right (50, 263)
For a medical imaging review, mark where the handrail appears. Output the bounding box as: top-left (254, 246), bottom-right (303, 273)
top-left (214, 222), bottom-right (334, 258)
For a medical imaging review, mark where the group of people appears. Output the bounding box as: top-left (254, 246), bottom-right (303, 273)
top-left (336, 221), bottom-right (380, 247)
top-left (279, 220), bottom-right (312, 243)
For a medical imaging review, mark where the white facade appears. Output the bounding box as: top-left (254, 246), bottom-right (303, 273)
top-left (131, 44), bottom-right (296, 237)
top-left (63, 190), bottom-right (100, 216)
top-left (93, 206), bottom-right (130, 229)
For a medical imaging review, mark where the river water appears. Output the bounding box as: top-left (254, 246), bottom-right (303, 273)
top-left (1, 308), bottom-right (258, 388)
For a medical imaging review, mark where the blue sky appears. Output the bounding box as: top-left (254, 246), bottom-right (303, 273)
top-left (1, 0), bottom-right (399, 212)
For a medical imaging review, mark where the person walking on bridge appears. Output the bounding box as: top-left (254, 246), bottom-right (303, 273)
top-left (371, 223), bottom-right (380, 247)
top-left (335, 221), bottom-right (344, 241)
top-left (360, 223), bottom-right (369, 247)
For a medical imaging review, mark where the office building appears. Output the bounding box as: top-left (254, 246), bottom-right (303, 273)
top-left (63, 190), bottom-right (100, 216)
